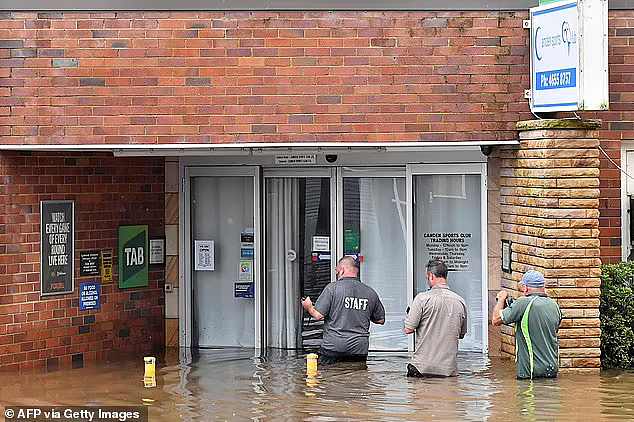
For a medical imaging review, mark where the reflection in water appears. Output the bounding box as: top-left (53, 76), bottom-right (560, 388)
top-left (1, 349), bottom-right (634, 421)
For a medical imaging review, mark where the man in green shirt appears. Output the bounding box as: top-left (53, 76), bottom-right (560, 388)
top-left (492, 270), bottom-right (562, 379)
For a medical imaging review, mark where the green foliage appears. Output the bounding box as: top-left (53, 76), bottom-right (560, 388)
top-left (600, 262), bottom-right (634, 369)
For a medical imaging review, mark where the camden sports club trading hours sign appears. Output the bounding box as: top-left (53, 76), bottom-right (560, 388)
top-left (41, 201), bottom-right (74, 296)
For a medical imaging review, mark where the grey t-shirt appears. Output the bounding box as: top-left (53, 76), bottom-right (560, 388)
top-left (314, 277), bottom-right (386, 355)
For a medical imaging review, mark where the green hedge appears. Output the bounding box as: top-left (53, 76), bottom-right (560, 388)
top-left (600, 262), bottom-right (634, 369)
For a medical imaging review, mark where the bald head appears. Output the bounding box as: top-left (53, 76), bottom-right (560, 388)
top-left (336, 256), bottom-right (359, 279)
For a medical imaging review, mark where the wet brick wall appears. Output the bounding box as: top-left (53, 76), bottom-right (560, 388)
top-left (0, 151), bottom-right (165, 371)
top-left (0, 10), bottom-right (628, 264)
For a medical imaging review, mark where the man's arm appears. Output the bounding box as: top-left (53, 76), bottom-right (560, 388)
top-left (459, 303), bottom-right (468, 339)
top-left (492, 290), bottom-right (508, 326)
top-left (372, 297), bottom-right (386, 325)
top-left (404, 297), bottom-right (421, 335)
top-left (301, 296), bottom-right (324, 321)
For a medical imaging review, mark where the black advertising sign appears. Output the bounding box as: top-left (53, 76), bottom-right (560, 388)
top-left (41, 201), bottom-right (74, 296)
top-left (80, 250), bottom-right (101, 277)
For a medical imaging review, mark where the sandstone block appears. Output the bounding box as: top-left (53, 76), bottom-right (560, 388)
top-left (571, 157), bottom-right (600, 167)
top-left (543, 208), bottom-right (588, 219)
top-left (501, 343), bottom-right (515, 355)
top-left (547, 148), bottom-right (599, 159)
top-left (556, 298), bottom-right (600, 307)
top-left (559, 367), bottom-right (600, 374)
top-left (559, 347), bottom-right (601, 357)
top-left (556, 178), bottom-right (600, 188)
top-left (549, 288), bottom-right (590, 298)
top-left (557, 328), bottom-right (586, 338)
top-left (559, 358), bottom-right (573, 368)
top-left (561, 309), bottom-right (584, 318)
top-left (571, 357), bottom-right (601, 367)
top-left (559, 338), bottom-right (600, 348)
top-left (584, 328), bottom-right (601, 337)
top-left (574, 239), bottom-right (601, 248)
top-left (559, 198), bottom-right (600, 208)
top-left (571, 318), bottom-right (601, 327)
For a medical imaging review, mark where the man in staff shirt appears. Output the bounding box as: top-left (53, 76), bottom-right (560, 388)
top-left (301, 256), bottom-right (386, 365)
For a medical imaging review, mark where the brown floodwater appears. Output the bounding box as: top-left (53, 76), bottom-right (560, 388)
top-left (1, 349), bottom-right (634, 421)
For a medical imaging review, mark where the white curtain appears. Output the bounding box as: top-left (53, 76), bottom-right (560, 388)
top-left (356, 178), bottom-right (408, 351)
top-left (266, 178), bottom-right (301, 349)
top-left (414, 174), bottom-right (483, 351)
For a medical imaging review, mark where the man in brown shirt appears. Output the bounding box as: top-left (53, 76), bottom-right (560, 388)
top-left (404, 259), bottom-right (467, 377)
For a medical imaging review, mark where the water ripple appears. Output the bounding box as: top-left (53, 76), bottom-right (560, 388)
top-left (2, 349), bottom-right (634, 421)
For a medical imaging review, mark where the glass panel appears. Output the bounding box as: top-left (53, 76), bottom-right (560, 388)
top-left (343, 177), bottom-right (408, 351)
top-left (265, 177), bottom-right (331, 349)
top-left (191, 176), bottom-right (254, 347)
top-left (413, 174), bottom-right (482, 351)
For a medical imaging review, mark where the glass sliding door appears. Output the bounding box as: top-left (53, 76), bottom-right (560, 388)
top-left (412, 164), bottom-right (486, 352)
top-left (186, 167), bottom-right (260, 348)
top-left (342, 170), bottom-right (408, 351)
top-left (265, 174), bottom-right (332, 349)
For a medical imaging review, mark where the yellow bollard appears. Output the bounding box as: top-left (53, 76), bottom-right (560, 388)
top-left (143, 377), bottom-right (156, 388)
top-left (144, 356), bottom-right (156, 378)
top-left (306, 353), bottom-right (318, 376)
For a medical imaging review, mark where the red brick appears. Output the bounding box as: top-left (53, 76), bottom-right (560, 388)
top-left (0, 152), bottom-right (165, 371)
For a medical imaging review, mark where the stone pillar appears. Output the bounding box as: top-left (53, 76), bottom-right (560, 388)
top-left (498, 119), bottom-right (602, 374)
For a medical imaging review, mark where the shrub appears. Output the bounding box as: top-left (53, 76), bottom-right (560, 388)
top-left (600, 262), bottom-right (634, 369)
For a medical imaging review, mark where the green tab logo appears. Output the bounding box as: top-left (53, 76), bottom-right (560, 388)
top-left (119, 225), bottom-right (148, 288)
top-left (123, 231), bottom-right (146, 281)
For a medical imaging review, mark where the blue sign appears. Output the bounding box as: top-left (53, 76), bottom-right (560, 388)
top-left (530, 0), bottom-right (579, 111)
top-left (536, 68), bottom-right (576, 90)
top-left (240, 248), bottom-right (254, 259)
top-left (79, 282), bottom-right (101, 310)
top-left (234, 282), bottom-right (254, 298)
top-left (316, 253), bottom-right (331, 262)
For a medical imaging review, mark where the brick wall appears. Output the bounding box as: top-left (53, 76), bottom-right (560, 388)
top-left (1, 10), bottom-right (634, 367)
top-left (0, 10), bottom-right (631, 263)
top-left (0, 151), bottom-right (165, 371)
top-left (0, 11), bottom-right (532, 144)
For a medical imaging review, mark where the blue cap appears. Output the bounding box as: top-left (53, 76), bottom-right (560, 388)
top-left (521, 270), bottom-right (545, 288)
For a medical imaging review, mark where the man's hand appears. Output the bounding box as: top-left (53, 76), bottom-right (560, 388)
top-left (301, 296), bottom-right (313, 310)
top-left (301, 296), bottom-right (324, 321)
top-left (492, 290), bottom-right (509, 327)
top-left (496, 290), bottom-right (508, 303)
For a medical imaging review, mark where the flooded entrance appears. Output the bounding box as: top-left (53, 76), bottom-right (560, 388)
top-left (2, 349), bottom-right (634, 421)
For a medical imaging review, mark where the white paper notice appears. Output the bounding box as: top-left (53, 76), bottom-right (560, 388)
top-left (195, 240), bottom-right (215, 271)
top-left (312, 236), bottom-right (330, 252)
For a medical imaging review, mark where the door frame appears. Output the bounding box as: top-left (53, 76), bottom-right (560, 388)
top-left (408, 163), bottom-right (489, 354)
top-left (179, 160), bottom-right (488, 353)
top-left (261, 167), bottom-right (336, 348)
top-left (337, 166), bottom-right (410, 351)
top-left (181, 165), bottom-right (262, 349)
